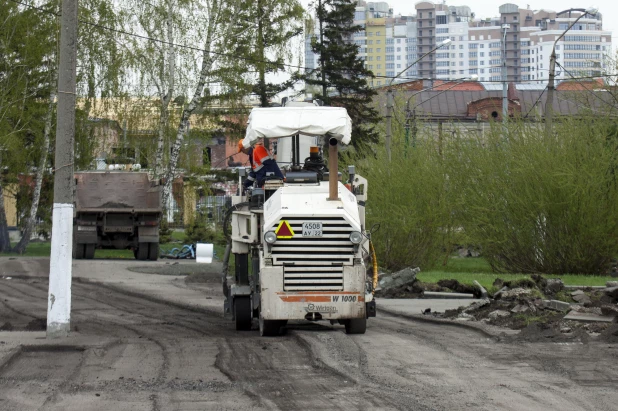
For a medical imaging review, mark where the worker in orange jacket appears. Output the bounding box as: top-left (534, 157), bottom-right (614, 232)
top-left (238, 140), bottom-right (283, 189)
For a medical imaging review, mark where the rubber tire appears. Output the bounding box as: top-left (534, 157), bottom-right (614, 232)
top-left (148, 243), bottom-right (159, 261)
top-left (84, 244), bottom-right (96, 259)
top-left (136, 243), bottom-right (149, 260)
top-left (259, 317), bottom-right (284, 337)
top-left (74, 243), bottom-right (85, 260)
top-left (234, 297), bottom-right (252, 331)
top-left (344, 318), bottom-right (367, 335)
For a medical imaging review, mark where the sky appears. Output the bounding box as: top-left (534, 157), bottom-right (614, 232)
top-left (301, 0), bottom-right (617, 53)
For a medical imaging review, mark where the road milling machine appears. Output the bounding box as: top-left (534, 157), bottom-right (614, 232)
top-left (216, 106), bottom-right (377, 336)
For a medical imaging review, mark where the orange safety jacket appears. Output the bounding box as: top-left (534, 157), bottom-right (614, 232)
top-left (244, 143), bottom-right (283, 189)
top-left (251, 144), bottom-right (271, 172)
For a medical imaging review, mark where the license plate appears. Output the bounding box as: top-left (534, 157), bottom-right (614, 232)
top-left (302, 222), bottom-right (322, 237)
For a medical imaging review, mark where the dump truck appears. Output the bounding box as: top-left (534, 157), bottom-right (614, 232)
top-left (215, 106), bottom-right (377, 336)
top-left (73, 171), bottom-right (162, 260)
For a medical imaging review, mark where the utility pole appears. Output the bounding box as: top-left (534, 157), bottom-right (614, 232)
top-left (501, 24), bottom-right (509, 125)
top-left (47, 0), bottom-right (78, 339)
top-left (386, 89), bottom-right (393, 161)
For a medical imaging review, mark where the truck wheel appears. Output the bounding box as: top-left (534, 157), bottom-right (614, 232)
top-left (344, 318), bottom-right (367, 335)
top-left (74, 243), bottom-right (85, 259)
top-left (136, 243), bottom-right (149, 260)
top-left (259, 317), bottom-right (284, 337)
top-left (234, 297), bottom-right (252, 331)
top-left (148, 243), bottom-right (159, 261)
top-left (84, 244), bottom-right (95, 259)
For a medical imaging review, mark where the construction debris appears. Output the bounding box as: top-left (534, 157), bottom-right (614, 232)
top-left (376, 266), bottom-right (618, 339)
top-left (376, 268), bottom-right (483, 298)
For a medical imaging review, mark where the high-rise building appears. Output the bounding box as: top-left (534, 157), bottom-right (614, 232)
top-left (304, 1), bottom-right (612, 85)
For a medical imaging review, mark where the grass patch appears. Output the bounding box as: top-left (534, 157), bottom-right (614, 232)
top-left (1, 242), bottom-right (133, 259)
top-left (417, 257), bottom-right (614, 288)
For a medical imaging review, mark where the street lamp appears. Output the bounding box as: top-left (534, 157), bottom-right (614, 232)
top-left (544, 7), bottom-right (598, 135)
top-left (385, 38), bottom-right (452, 161)
top-left (404, 75), bottom-right (478, 149)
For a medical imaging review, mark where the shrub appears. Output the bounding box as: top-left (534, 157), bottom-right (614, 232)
top-left (443, 117), bottom-right (618, 274)
top-left (353, 138), bottom-right (451, 271)
top-left (159, 219), bottom-right (173, 244)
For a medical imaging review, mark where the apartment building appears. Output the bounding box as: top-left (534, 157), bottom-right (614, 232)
top-left (305, 1), bottom-right (612, 85)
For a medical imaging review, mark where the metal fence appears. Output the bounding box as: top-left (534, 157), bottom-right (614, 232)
top-left (196, 196), bottom-right (232, 225)
top-left (167, 195), bottom-right (232, 228)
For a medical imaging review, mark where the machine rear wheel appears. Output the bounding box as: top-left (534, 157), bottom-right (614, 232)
top-left (259, 317), bottom-right (284, 337)
top-left (136, 243), bottom-right (149, 260)
top-left (344, 318), bottom-right (367, 334)
top-left (148, 243), bottom-right (159, 261)
top-left (84, 244), bottom-right (95, 259)
top-left (234, 297), bottom-right (252, 331)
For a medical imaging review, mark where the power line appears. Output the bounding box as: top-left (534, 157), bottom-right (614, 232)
top-left (8, 0), bottom-right (618, 86)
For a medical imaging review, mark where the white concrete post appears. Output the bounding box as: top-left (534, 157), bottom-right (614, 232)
top-left (47, 0), bottom-right (78, 339)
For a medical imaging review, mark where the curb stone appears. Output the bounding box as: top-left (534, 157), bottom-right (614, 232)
top-left (377, 306), bottom-right (518, 339)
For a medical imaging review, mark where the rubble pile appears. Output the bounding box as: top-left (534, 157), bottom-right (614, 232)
top-left (376, 266), bottom-right (618, 338)
top-left (375, 267), bottom-right (485, 298)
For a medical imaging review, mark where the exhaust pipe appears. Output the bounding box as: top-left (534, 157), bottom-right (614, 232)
top-left (328, 137), bottom-right (339, 201)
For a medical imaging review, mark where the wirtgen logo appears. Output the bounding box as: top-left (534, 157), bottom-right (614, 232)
top-left (305, 303), bottom-right (338, 314)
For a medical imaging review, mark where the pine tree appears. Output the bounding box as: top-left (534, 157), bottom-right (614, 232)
top-left (304, 0), bottom-right (379, 149)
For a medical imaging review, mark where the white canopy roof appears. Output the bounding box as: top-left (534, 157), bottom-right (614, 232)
top-left (241, 107), bottom-right (352, 148)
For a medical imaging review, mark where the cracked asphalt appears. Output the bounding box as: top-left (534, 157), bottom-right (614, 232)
top-left (0, 257), bottom-right (617, 410)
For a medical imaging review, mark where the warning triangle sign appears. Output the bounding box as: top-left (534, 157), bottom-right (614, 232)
top-left (275, 220), bottom-right (295, 239)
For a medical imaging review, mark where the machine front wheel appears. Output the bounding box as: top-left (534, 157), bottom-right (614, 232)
top-left (344, 318), bottom-right (367, 335)
top-left (234, 297), bottom-right (252, 331)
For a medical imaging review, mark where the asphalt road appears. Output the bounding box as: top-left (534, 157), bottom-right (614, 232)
top-left (0, 258), bottom-right (617, 410)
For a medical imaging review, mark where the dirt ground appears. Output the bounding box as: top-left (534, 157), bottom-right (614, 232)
top-left (1, 258), bottom-right (618, 410)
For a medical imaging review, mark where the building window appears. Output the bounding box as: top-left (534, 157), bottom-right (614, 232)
top-left (376, 40), bottom-right (381, 44)
top-left (429, 12), bottom-right (432, 18)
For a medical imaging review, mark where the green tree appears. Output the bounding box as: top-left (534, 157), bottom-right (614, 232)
top-left (222, 0), bottom-right (304, 107)
top-left (303, 0), bottom-right (379, 149)
top-left (0, 1), bottom-right (57, 252)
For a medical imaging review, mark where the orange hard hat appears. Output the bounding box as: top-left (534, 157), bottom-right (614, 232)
top-left (237, 140), bottom-right (244, 153)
